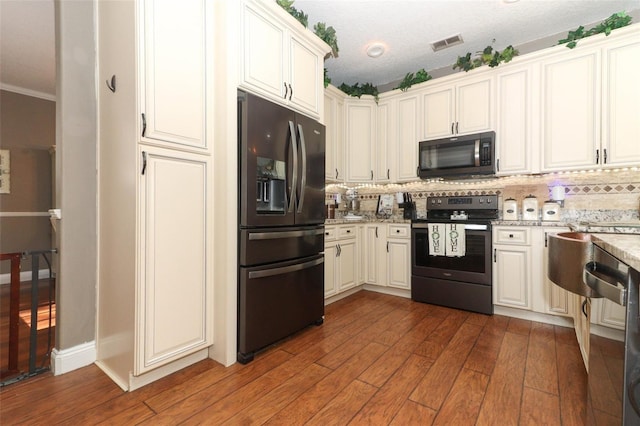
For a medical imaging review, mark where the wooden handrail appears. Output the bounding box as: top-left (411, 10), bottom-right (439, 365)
top-left (0, 252), bottom-right (22, 378)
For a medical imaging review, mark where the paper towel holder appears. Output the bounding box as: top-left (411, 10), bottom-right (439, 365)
top-left (551, 185), bottom-right (565, 207)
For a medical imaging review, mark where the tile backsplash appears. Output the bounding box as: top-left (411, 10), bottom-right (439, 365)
top-left (326, 169), bottom-right (640, 222)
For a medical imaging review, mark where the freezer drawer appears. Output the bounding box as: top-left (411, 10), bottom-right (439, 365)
top-left (239, 225), bottom-right (324, 266)
top-left (238, 254), bottom-right (324, 363)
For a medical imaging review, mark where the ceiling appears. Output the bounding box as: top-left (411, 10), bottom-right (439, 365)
top-left (298, 0), bottom-right (640, 88)
top-left (0, 0), bottom-right (55, 98)
top-left (1, 0), bottom-right (639, 98)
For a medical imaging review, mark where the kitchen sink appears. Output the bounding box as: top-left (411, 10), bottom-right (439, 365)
top-left (547, 232), bottom-right (600, 297)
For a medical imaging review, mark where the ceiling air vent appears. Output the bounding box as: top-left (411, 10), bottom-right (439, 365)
top-left (431, 34), bottom-right (464, 52)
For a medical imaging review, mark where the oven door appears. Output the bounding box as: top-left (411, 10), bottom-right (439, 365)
top-left (412, 223), bottom-right (492, 285)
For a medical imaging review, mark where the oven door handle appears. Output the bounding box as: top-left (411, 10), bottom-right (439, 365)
top-left (412, 223), bottom-right (488, 231)
top-left (248, 257), bottom-right (324, 279)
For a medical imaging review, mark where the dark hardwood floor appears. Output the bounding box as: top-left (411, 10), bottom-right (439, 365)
top-left (0, 290), bottom-right (588, 425)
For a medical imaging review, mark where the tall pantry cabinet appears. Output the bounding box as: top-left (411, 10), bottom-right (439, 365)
top-left (97, 0), bottom-right (214, 390)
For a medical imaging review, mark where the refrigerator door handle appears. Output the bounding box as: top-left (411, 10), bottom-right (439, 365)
top-left (248, 256), bottom-right (324, 279)
top-left (297, 124), bottom-right (307, 213)
top-left (288, 120), bottom-right (298, 213)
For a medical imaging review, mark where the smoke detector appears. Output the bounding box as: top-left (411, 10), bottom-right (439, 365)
top-left (431, 34), bottom-right (464, 52)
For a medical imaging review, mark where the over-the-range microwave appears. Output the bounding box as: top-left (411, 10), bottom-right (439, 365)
top-left (418, 131), bottom-right (496, 179)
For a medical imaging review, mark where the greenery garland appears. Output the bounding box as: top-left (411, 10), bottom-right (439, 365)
top-left (453, 45), bottom-right (519, 72)
top-left (276, 0), bottom-right (339, 58)
top-left (394, 68), bottom-right (432, 91)
top-left (558, 11), bottom-right (632, 49)
top-left (338, 82), bottom-right (379, 102)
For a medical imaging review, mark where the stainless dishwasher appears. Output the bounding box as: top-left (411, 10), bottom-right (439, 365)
top-left (584, 244), bottom-right (640, 425)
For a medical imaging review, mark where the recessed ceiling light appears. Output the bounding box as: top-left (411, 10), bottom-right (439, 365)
top-left (503, 0), bottom-right (520, 3)
top-left (366, 42), bottom-right (386, 58)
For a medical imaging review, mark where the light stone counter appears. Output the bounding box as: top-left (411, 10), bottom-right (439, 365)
top-left (492, 220), bottom-right (570, 227)
top-left (591, 234), bottom-right (640, 272)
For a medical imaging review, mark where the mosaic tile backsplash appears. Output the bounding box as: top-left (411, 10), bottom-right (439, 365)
top-left (326, 170), bottom-right (640, 222)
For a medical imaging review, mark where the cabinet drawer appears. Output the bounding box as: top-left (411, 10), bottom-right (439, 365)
top-left (494, 227), bottom-right (530, 245)
top-left (388, 224), bottom-right (410, 239)
top-left (338, 225), bottom-right (356, 239)
top-left (324, 226), bottom-right (337, 241)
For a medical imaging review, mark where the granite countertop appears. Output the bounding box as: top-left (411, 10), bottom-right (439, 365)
top-left (591, 234), bottom-right (640, 272)
top-left (325, 218), bottom-right (410, 225)
top-left (492, 220), bottom-right (569, 227)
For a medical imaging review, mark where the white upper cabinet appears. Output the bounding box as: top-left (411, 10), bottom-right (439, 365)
top-left (541, 28), bottom-right (640, 172)
top-left (602, 34), bottom-right (640, 166)
top-left (324, 85), bottom-right (345, 182)
top-left (422, 73), bottom-right (494, 140)
top-left (139, 0), bottom-right (209, 150)
top-left (375, 99), bottom-right (392, 183)
top-left (540, 47), bottom-right (601, 172)
top-left (495, 63), bottom-right (539, 175)
top-left (395, 93), bottom-right (421, 182)
top-left (240, 0), bottom-right (330, 120)
top-left (345, 97), bottom-right (376, 182)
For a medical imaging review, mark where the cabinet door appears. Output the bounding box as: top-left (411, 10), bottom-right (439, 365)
top-left (337, 240), bottom-right (357, 292)
top-left (137, 147), bottom-right (212, 374)
top-left (140, 0), bottom-right (208, 149)
top-left (387, 239), bottom-right (410, 290)
top-left (375, 100), bottom-right (392, 182)
top-left (541, 228), bottom-right (572, 316)
top-left (324, 91), bottom-right (336, 181)
top-left (592, 298), bottom-right (626, 330)
top-left (241, 2), bottom-right (286, 100)
top-left (396, 95), bottom-right (420, 182)
top-left (364, 225), bottom-right (382, 285)
top-left (603, 37), bottom-right (640, 166)
top-left (324, 242), bottom-right (337, 298)
top-left (493, 245), bottom-right (531, 309)
top-left (574, 296), bottom-right (590, 370)
top-left (345, 99), bottom-right (375, 182)
top-left (541, 49), bottom-right (601, 171)
top-left (289, 35), bottom-right (323, 118)
top-left (422, 87), bottom-right (455, 140)
top-left (456, 76), bottom-right (493, 135)
top-left (496, 65), bottom-right (536, 175)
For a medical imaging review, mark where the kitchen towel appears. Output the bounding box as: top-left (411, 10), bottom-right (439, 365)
top-left (428, 223), bottom-right (445, 256)
top-left (446, 223), bottom-right (466, 257)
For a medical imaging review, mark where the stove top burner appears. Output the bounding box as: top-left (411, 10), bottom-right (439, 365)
top-left (418, 194), bottom-right (499, 224)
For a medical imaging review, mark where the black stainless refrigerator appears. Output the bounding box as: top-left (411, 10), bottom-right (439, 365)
top-left (237, 90), bottom-right (325, 364)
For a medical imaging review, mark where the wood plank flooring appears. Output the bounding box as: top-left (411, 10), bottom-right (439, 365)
top-left (0, 279), bottom-right (56, 380)
top-left (0, 290), bottom-right (588, 425)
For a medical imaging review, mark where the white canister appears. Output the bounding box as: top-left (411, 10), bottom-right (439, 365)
top-left (542, 201), bottom-right (560, 221)
top-left (522, 195), bottom-right (539, 221)
top-left (503, 198), bottom-right (518, 221)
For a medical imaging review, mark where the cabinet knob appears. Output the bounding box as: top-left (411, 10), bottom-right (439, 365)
top-left (509, 234), bottom-right (514, 238)
top-left (346, 230), bottom-right (351, 233)
top-left (396, 229), bottom-right (400, 233)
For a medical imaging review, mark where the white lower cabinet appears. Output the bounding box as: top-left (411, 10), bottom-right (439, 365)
top-left (386, 224), bottom-right (411, 290)
top-left (533, 227), bottom-right (573, 317)
top-left (325, 222), bottom-right (411, 299)
top-left (574, 296), bottom-right (591, 369)
top-left (324, 225), bottom-right (358, 298)
top-left (137, 147), bottom-right (213, 374)
top-left (591, 298), bottom-right (626, 330)
top-left (364, 224), bottom-right (386, 286)
top-left (493, 226), bottom-right (532, 310)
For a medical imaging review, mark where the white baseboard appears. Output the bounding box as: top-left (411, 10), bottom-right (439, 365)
top-left (0, 269), bottom-right (52, 285)
top-left (51, 341), bottom-right (96, 375)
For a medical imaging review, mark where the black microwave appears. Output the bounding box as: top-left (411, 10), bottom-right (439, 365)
top-left (418, 131), bottom-right (496, 178)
